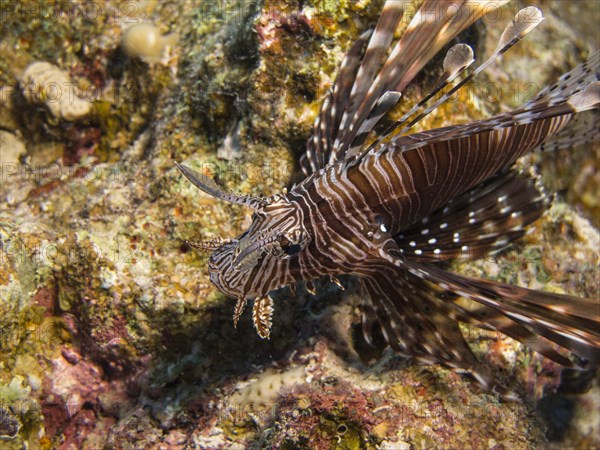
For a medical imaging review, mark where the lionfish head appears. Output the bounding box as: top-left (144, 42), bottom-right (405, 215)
top-left (175, 162), bottom-right (308, 300)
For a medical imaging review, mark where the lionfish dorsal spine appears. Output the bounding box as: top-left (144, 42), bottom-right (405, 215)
top-left (335, 1), bottom-right (513, 157)
top-left (363, 43), bottom-right (475, 154)
top-left (380, 7), bottom-right (545, 148)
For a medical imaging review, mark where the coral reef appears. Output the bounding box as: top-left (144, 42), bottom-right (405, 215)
top-left (0, 405), bottom-right (21, 441)
top-left (121, 23), bottom-right (179, 64)
top-left (22, 62), bottom-right (93, 121)
top-left (0, 0), bottom-right (598, 448)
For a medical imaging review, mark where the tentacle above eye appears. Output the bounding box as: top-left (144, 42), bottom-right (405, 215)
top-left (175, 162), bottom-right (267, 210)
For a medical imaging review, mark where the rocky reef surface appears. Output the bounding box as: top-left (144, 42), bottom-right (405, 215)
top-left (0, 1), bottom-right (598, 449)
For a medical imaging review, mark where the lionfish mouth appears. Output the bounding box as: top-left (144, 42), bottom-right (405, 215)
top-left (233, 232), bottom-right (280, 270)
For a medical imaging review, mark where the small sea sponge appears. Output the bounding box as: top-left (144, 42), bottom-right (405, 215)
top-left (121, 23), bottom-right (178, 63)
top-left (229, 366), bottom-right (306, 406)
top-left (22, 62), bottom-right (93, 121)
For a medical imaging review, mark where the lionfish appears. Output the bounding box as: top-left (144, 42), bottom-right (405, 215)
top-left (177, 0), bottom-right (600, 396)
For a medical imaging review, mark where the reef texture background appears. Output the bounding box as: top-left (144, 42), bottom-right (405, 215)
top-left (0, 0), bottom-right (599, 449)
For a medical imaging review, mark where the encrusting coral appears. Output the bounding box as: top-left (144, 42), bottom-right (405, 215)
top-left (0, 1), bottom-right (598, 448)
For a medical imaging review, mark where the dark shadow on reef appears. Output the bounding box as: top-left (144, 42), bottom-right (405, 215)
top-left (124, 281), bottom-right (347, 420)
top-left (537, 367), bottom-right (599, 442)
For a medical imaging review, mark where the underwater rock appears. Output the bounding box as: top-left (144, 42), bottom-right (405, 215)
top-left (121, 23), bottom-right (178, 64)
top-left (22, 62), bottom-right (93, 121)
top-left (0, 86), bottom-right (18, 131)
top-left (0, 130), bottom-right (25, 164)
top-left (217, 121), bottom-right (242, 160)
top-left (0, 406), bottom-right (21, 441)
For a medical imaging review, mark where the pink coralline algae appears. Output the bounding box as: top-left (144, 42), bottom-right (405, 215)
top-left (41, 347), bottom-right (130, 448)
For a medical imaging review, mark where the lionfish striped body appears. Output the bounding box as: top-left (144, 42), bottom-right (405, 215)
top-left (178, 1), bottom-right (600, 395)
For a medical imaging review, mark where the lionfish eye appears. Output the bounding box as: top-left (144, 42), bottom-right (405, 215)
top-left (282, 243), bottom-right (301, 257)
top-left (277, 234), bottom-right (301, 257)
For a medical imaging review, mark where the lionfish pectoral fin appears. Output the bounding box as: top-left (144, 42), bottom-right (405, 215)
top-left (305, 280), bottom-right (317, 296)
top-left (252, 295), bottom-right (274, 339)
top-left (359, 269), bottom-right (515, 398)
top-left (399, 259), bottom-right (600, 367)
top-left (330, 276), bottom-right (344, 290)
top-left (396, 168), bottom-right (551, 261)
top-left (233, 297), bottom-right (248, 328)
